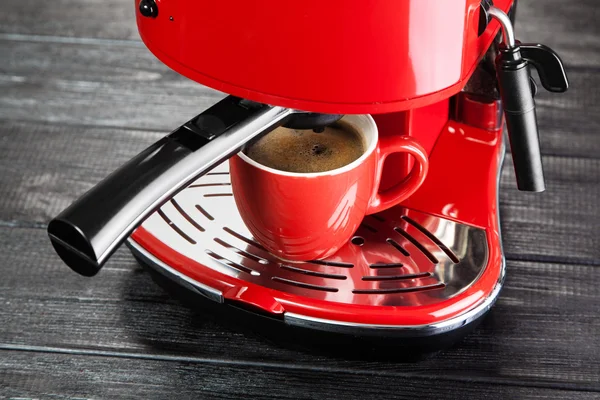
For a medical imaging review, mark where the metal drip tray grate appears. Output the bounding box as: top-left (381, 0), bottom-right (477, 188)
top-left (137, 164), bottom-right (489, 307)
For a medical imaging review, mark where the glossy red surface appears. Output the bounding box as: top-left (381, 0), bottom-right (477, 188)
top-left (131, 121), bottom-right (504, 326)
top-left (229, 152), bottom-right (374, 262)
top-left (456, 93), bottom-right (503, 131)
top-left (374, 100), bottom-right (450, 191)
top-left (136, 0), bottom-right (513, 114)
top-left (367, 136), bottom-right (428, 215)
top-left (228, 119), bottom-right (428, 261)
top-left (402, 122), bottom-right (502, 229)
top-left (131, 0), bottom-right (510, 326)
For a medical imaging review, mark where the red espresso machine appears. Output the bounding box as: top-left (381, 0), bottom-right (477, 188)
top-left (47, 0), bottom-right (568, 351)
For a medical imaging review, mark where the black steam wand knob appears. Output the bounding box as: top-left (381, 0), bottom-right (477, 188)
top-left (489, 6), bottom-right (568, 192)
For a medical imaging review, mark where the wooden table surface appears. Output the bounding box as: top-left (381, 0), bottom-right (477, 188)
top-left (1, 1), bottom-right (599, 398)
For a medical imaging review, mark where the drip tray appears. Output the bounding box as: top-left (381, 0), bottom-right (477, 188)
top-left (131, 164), bottom-right (489, 308)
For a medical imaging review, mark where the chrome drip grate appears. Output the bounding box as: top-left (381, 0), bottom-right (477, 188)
top-left (136, 163), bottom-right (489, 307)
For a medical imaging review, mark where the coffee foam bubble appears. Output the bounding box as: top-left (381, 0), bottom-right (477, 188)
top-left (244, 122), bottom-right (365, 173)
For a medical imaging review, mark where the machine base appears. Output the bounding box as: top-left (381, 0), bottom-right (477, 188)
top-left (129, 121), bottom-right (505, 348)
top-left (133, 250), bottom-right (491, 358)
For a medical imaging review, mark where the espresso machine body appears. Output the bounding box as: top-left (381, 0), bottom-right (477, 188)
top-left (48, 0), bottom-right (568, 352)
top-left (137, 0), bottom-right (496, 114)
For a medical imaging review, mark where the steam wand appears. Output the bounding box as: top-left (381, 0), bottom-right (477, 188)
top-left (488, 6), bottom-right (568, 192)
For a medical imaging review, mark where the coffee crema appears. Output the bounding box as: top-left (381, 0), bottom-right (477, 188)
top-left (244, 122), bottom-right (366, 173)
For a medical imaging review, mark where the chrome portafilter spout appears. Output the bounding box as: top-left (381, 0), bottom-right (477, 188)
top-left (487, 5), bottom-right (568, 192)
top-left (48, 95), bottom-right (342, 276)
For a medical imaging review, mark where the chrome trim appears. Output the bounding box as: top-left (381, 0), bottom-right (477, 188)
top-left (126, 238), bottom-right (223, 303)
top-left (126, 235), bottom-right (504, 337)
top-left (283, 263), bottom-right (505, 337)
top-left (489, 6), bottom-right (516, 48)
top-left (94, 105), bottom-right (293, 267)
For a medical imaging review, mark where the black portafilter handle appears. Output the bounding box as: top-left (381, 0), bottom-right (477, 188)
top-left (48, 96), bottom-right (289, 276)
top-left (48, 95), bottom-right (343, 277)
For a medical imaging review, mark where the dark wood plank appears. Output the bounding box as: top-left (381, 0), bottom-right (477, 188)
top-left (0, 121), bottom-right (164, 223)
top-left (499, 153), bottom-right (600, 265)
top-left (1, 0), bottom-right (598, 69)
top-left (516, 0), bottom-right (600, 68)
top-left (0, 0), bottom-right (138, 40)
top-left (3, 351), bottom-right (598, 400)
top-left (1, 227), bottom-right (599, 388)
top-left (1, 119), bottom-right (598, 264)
top-left (0, 39), bottom-right (222, 131)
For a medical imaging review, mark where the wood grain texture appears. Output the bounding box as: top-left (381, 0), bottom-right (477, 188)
top-left (0, 0), bottom-right (139, 40)
top-left (0, 0), bottom-right (598, 69)
top-left (499, 153), bottom-right (600, 265)
top-left (516, 0), bottom-right (600, 68)
top-left (1, 227), bottom-right (599, 389)
top-left (0, 0), bottom-right (599, 398)
top-left (3, 351), bottom-right (599, 400)
top-left (0, 38), bottom-right (222, 131)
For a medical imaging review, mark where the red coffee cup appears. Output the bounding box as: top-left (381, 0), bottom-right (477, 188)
top-left (229, 115), bottom-right (428, 262)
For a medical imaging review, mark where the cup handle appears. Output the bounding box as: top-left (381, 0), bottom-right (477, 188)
top-left (366, 136), bottom-right (429, 215)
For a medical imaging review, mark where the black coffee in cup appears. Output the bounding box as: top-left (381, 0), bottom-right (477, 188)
top-left (244, 122), bottom-right (366, 173)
